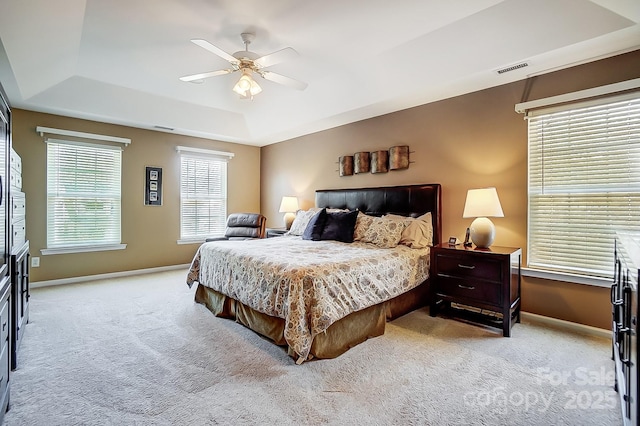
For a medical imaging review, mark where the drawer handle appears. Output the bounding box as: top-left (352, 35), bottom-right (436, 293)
top-left (458, 284), bottom-right (475, 290)
top-left (1, 322), bottom-right (5, 331)
top-left (458, 264), bottom-right (475, 270)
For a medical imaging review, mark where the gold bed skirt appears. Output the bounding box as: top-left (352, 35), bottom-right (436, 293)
top-left (194, 281), bottom-right (429, 361)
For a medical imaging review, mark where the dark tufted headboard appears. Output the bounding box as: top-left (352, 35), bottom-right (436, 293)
top-left (315, 183), bottom-right (442, 246)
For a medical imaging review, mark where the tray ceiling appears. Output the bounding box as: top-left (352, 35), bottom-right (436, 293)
top-left (0, 0), bottom-right (638, 146)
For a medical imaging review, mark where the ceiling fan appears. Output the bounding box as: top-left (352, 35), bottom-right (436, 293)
top-left (180, 32), bottom-right (308, 99)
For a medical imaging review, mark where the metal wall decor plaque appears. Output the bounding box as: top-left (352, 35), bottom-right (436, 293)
top-left (389, 145), bottom-right (410, 170)
top-left (354, 151), bottom-right (370, 174)
top-left (371, 150), bottom-right (389, 173)
top-left (339, 155), bottom-right (354, 176)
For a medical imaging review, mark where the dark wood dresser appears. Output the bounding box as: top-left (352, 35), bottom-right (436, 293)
top-left (10, 240), bottom-right (28, 370)
top-left (0, 279), bottom-right (10, 419)
top-left (0, 78), bottom-right (13, 422)
top-left (430, 244), bottom-right (521, 337)
top-left (612, 233), bottom-right (640, 426)
top-left (9, 147), bottom-right (28, 370)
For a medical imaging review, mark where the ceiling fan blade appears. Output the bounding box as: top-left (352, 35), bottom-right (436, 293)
top-left (179, 69), bottom-right (233, 82)
top-left (190, 39), bottom-right (239, 65)
top-left (254, 47), bottom-right (299, 69)
top-left (261, 71), bottom-right (308, 91)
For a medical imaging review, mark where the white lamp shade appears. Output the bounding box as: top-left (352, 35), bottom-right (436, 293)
top-left (279, 196), bottom-right (299, 213)
top-left (279, 196), bottom-right (299, 230)
top-left (462, 187), bottom-right (504, 218)
top-left (463, 187), bottom-right (504, 248)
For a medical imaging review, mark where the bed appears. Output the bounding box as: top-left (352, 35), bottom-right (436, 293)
top-left (187, 184), bottom-right (442, 363)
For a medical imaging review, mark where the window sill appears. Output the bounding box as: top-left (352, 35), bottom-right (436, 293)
top-left (522, 267), bottom-right (611, 288)
top-left (177, 239), bottom-right (206, 245)
top-left (41, 244), bottom-right (127, 255)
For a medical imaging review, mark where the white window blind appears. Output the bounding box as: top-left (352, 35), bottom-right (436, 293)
top-left (179, 152), bottom-right (228, 240)
top-left (46, 140), bottom-right (122, 249)
top-left (528, 94), bottom-right (640, 277)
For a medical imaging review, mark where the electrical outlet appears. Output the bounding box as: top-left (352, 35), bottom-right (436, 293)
top-left (31, 257), bottom-right (40, 268)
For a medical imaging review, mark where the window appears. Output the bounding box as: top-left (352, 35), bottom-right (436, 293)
top-left (46, 140), bottom-right (123, 252)
top-left (527, 93), bottom-right (640, 278)
top-left (178, 146), bottom-right (233, 242)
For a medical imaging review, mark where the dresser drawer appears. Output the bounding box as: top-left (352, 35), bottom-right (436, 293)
top-left (9, 173), bottom-right (21, 191)
top-left (436, 276), bottom-right (501, 305)
top-left (0, 344), bottom-right (7, 398)
top-left (0, 295), bottom-right (7, 349)
top-left (12, 219), bottom-right (25, 249)
top-left (10, 148), bottom-right (21, 174)
top-left (12, 191), bottom-right (25, 218)
top-left (435, 253), bottom-right (502, 282)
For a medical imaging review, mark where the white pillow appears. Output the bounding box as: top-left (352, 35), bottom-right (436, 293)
top-left (286, 209), bottom-right (318, 236)
top-left (384, 212), bottom-right (433, 249)
top-left (400, 212), bottom-right (433, 248)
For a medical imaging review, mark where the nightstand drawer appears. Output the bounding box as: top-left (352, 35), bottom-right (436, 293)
top-left (436, 276), bottom-right (501, 305)
top-left (435, 254), bottom-right (502, 282)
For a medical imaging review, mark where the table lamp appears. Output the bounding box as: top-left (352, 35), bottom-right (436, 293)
top-left (279, 196), bottom-right (299, 230)
top-left (462, 187), bottom-right (504, 248)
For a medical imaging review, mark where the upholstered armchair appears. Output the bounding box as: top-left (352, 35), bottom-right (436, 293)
top-left (205, 213), bottom-right (266, 241)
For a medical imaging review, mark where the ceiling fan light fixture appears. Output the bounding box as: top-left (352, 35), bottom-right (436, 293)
top-left (249, 77), bottom-right (262, 96)
top-left (233, 70), bottom-right (261, 98)
top-left (182, 34), bottom-right (306, 97)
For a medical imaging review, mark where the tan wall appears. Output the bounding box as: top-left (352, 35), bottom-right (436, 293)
top-left (13, 110), bottom-right (261, 282)
top-left (260, 49), bottom-right (640, 330)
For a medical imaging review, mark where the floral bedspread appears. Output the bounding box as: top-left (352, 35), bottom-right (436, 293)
top-left (186, 236), bottom-right (430, 363)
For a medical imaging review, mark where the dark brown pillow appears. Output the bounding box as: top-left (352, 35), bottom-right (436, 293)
top-left (319, 210), bottom-right (358, 243)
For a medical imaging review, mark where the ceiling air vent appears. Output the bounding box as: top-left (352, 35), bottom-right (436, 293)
top-left (495, 62), bottom-right (528, 75)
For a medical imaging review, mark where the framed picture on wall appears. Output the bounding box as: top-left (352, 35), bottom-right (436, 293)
top-left (144, 166), bottom-right (162, 206)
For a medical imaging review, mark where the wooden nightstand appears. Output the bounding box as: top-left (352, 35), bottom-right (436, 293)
top-left (429, 243), bottom-right (522, 337)
top-left (266, 228), bottom-right (287, 238)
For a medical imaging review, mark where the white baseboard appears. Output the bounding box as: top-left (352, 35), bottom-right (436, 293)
top-left (521, 311), bottom-right (610, 339)
top-left (31, 264), bottom-right (191, 289)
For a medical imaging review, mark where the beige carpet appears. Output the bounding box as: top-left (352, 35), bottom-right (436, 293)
top-left (3, 269), bottom-right (622, 425)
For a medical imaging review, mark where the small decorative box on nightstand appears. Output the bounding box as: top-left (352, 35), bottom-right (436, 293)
top-left (266, 228), bottom-right (287, 238)
top-left (429, 243), bottom-right (522, 337)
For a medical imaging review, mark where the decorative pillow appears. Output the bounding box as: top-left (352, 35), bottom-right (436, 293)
top-left (399, 212), bottom-right (433, 249)
top-left (384, 214), bottom-right (414, 230)
top-left (287, 209), bottom-right (318, 236)
top-left (320, 210), bottom-right (358, 243)
top-left (354, 212), bottom-right (375, 241)
top-left (359, 215), bottom-right (405, 248)
top-left (302, 209), bottom-right (327, 241)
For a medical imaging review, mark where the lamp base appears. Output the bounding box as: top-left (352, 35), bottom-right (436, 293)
top-left (469, 217), bottom-right (496, 248)
top-left (283, 212), bottom-right (296, 230)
